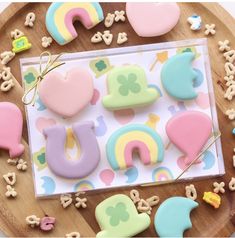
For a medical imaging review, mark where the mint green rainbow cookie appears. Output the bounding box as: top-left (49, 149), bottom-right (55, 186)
top-left (154, 196), bottom-right (198, 237)
top-left (161, 52), bottom-right (199, 100)
top-left (95, 194), bottom-right (150, 237)
top-left (102, 65), bottom-right (159, 110)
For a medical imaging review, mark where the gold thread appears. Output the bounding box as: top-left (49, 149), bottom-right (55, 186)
top-left (141, 131), bottom-right (221, 187)
top-left (22, 51), bottom-right (65, 106)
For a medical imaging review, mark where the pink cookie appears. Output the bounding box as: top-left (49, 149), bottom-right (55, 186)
top-left (38, 68), bottom-right (94, 118)
top-left (166, 111), bottom-right (212, 165)
top-left (0, 102), bottom-right (24, 158)
top-left (126, 3), bottom-right (180, 37)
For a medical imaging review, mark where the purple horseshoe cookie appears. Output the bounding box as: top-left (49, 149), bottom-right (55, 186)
top-left (43, 121), bottom-right (100, 179)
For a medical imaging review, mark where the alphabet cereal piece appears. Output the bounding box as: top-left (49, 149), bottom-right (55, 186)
top-left (26, 215), bottom-right (40, 227)
top-left (91, 32), bottom-right (103, 43)
top-left (5, 185), bottom-right (17, 198)
top-left (41, 36), bottom-right (53, 48)
top-left (24, 12), bottom-right (36, 27)
top-left (185, 184), bottom-right (197, 200)
top-left (117, 32), bottom-right (128, 45)
top-left (130, 189), bottom-right (140, 204)
top-left (229, 177), bottom-right (235, 191)
top-left (218, 40), bottom-right (230, 52)
top-left (1, 79), bottom-right (14, 92)
top-left (213, 181), bottom-right (225, 194)
top-left (10, 29), bottom-right (24, 40)
top-left (226, 108), bottom-right (235, 120)
top-left (105, 13), bottom-right (115, 28)
top-left (224, 50), bottom-right (235, 63)
top-left (102, 31), bottom-right (113, 46)
top-left (225, 62), bottom-right (235, 76)
top-left (60, 193), bottom-right (73, 208)
top-left (3, 172), bottom-right (16, 185)
top-left (204, 24), bottom-right (216, 35)
top-left (224, 84), bottom-right (235, 100)
top-left (16, 159), bottom-right (28, 171)
top-left (66, 231), bottom-right (81, 238)
top-left (114, 10), bottom-right (125, 22)
top-left (0, 51), bottom-right (15, 65)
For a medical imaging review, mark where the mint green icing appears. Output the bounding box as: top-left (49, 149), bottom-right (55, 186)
top-left (154, 196), bottom-right (198, 237)
top-left (161, 52), bottom-right (198, 100)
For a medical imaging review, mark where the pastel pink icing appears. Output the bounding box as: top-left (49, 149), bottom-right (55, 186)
top-left (39, 68), bottom-right (94, 118)
top-left (126, 3), bottom-right (180, 37)
top-left (0, 102), bottom-right (24, 158)
top-left (166, 111), bottom-right (212, 165)
top-left (65, 8), bottom-right (93, 37)
top-left (124, 141), bottom-right (151, 167)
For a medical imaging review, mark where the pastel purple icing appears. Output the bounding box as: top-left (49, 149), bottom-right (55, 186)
top-left (43, 121), bottom-right (100, 179)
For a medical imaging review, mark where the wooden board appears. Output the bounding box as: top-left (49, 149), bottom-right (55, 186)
top-left (0, 2), bottom-right (235, 237)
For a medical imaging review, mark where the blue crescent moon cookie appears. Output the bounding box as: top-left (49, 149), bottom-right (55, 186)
top-left (154, 196), bottom-right (198, 237)
top-left (161, 52), bottom-right (199, 100)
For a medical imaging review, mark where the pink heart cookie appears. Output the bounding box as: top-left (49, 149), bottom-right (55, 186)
top-left (39, 68), bottom-right (94, 118)
top-left (126, 3), bottom-right (180, 37)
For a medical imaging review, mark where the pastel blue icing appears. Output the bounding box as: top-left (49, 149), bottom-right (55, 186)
top-left (45, 2), bottom-right (104, 45)
top-left (154, 197), bottom-right (198, 237)
top-left (161, 52), bottom-right (199, 100)
top-left (106, 124), bottom-right (164, 170)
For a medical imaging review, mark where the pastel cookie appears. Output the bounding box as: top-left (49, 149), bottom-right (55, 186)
top-left (126, 3), bottom-right (180, 37)
top-left (46, 3), bottom-right (104, 45)
top-left (161, 52), bottom-right (199, 100)
top-left (95, 194), bottom-right (150, 237)
top-left (106, 124), bottom-right (164, 171)
top-left (166, 111), bottom-right (212, 165)
top-left (38, 68), bottom-right (94, 118)
top-left (154, 197), bottom-right (198, 237)
top-left (102, 65), bottom-right (159, 110)
top-left (43, 121), bottom-right (100, 179)
top-left (0, 102), bottom-right (24, 158)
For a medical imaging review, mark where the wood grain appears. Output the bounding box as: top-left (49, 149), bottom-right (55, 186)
top-left (0, 2), bottom-right (234, 237)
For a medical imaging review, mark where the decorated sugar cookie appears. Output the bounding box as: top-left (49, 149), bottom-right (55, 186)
top-left (106, 124), bottom-right (164, 171)
top-left (166, 111), bottom-right (212, 165)
top-left (126, 3), bottom-right (180, 37)
top-left (43, 121), bottom-right (100, 179)
top-left (161, 52), bottom-right (199, 100)
top-left (154, 197), bottom-right (198, 237)
top-left (102, 65), bottom-right (159, 110)
top-left (38, 68), bottom-right (94, 118)
top-left (95, 194), bottom-right (150, 237)
top-left (46, 3), bottom-right (104, 45)
top-left (0, 102), bottom-right (24, 158)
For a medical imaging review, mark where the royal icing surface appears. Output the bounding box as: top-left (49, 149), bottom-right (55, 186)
top-left (0, 102), bottom-right (24, 158)
top-left (102, 65), bottom-right (159, 110)
top-left (154, 196), bottom-right (198, 237)
top-left (43, 121), bottom-right (100, 179)
top-left (166, 111), bottom-right (212, 165)
top-left (96, 194), bottom-right (150, 237)
top-left (161, 52), bottom-right (199, 100)
top-left (38, 68), bottom-right (94, 118)
top-left (126, 3), bottom-right (180, 37)
top-left (46, 3), bottom-right (104, 45)
top-left (21, 41), bottom-right (222, 196)
top-left (106, 124), bottom-right (164, 171)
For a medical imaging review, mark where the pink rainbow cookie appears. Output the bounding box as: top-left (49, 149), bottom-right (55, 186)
top-left (126, 3), bottom-right (180, 37)
top-left (166, 111), bottom-right (212, 165)
top-left (106, 124), bottom-right (164, 171)
top-left (0, 102), bottom-right (24, 158)
top-left (46, 3), bottom-right (104, 45)
top-left (38, 68), bottom-right (94, 118)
